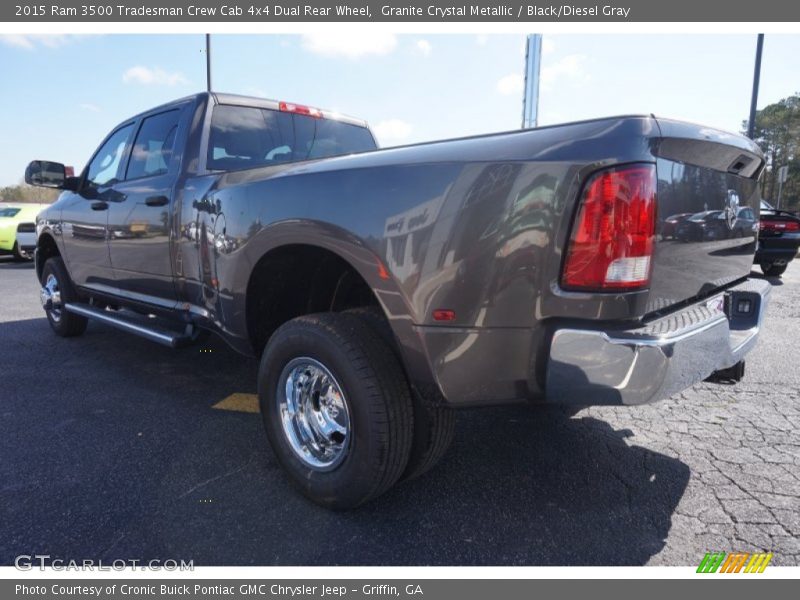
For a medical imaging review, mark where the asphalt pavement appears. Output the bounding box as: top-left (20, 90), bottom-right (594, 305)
top-left (1, 256), bottom-right (798, 566)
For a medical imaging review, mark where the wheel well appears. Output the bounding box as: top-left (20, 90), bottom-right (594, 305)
top-left (36, 233), bottom-right (60, 282)
top-left (246, 244), bottom-right (381, 354)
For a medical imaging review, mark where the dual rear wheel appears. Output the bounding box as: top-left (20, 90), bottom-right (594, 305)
top-left (259, 311), bottom-right (455, 510)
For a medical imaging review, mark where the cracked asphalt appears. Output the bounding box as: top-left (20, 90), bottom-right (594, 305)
top-left (0, 256), bottom-right (797, 566)
top-left (583, 264), bottom-right (800, 565)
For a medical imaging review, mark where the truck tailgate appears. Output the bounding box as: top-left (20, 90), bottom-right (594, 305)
top-left (648, 118), bottom-right (765, 313)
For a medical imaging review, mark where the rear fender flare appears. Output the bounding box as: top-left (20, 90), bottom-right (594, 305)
top-left (230, 220), bottom-right (438, 391)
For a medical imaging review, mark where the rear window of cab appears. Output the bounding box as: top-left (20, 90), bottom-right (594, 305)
top-left (207, 104), bottom-right (376, 171)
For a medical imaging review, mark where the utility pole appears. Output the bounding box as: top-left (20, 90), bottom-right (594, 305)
top-left (206, 34), bottom-right (212, 92)
top-left (521, 34), bottom-right (542, 129)
top-left (746, 34), bottom-right (764, 139)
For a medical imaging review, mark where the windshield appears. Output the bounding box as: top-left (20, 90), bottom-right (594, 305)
top-left (761, 200), bottom-right (774, 210)
top-left (0, 207), bottom-right (21, 217)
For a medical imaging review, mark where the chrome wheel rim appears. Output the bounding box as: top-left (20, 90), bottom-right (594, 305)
top-left (41, 273), bottom-right (63, 322)
top-left (277, 357), bottom-right (351, 471)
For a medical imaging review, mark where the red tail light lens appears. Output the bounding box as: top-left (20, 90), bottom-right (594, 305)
top-left (432, 309), bottom-right (456, 322)
top-left (562, 164), bottom-right (657, 291)
top-left (279, 101), bottom-right (323, 119)
top-left (760, 219), bottom-right (799, 232)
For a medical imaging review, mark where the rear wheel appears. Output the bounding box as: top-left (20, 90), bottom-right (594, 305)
top-left (258, 312), bottom-right (413, 509)
top-left (402, 393), bottom-right (456, 481)
top-left (761, 262), bottom-right (787, 277)
top-left (40, 257), bottom-right (87, 337)
top-left (344, 306), bottom-right (455, 481)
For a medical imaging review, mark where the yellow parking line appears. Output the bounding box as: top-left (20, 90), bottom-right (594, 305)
top-left (212, 393), bottom-right (260, 414)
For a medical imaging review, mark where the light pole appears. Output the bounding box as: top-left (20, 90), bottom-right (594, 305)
top-left (206, 34), bottom-right (212, 92)
top-left (521, 34), bottom-right (542, 129)
top-left (746, 34), bottom-right (764, 139)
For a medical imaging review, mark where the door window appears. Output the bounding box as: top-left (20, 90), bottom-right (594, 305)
top-left (126, 110), bottom-right (181, 180)
top-left (86, 124), bottom-right (135, 186)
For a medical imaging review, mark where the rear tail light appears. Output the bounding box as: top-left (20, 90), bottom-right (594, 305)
top-left (432, 309), bottom-right (456, 322)
top-left (279, 101), bottom-right (323, 119)
top-left (760, 219), bottom-right (800, 232)
top-left (562, 164), bottom-right (657, 291)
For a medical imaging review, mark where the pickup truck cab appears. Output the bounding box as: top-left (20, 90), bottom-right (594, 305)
top-left (27, 92), bottom-right (771, 508)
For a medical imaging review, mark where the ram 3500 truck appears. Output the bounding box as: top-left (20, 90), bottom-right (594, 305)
top-left (27, 92), bottom-right (771, 509)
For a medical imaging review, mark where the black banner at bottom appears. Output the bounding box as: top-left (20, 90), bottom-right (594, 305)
top-left (4, 579), bottom-right (798, 600)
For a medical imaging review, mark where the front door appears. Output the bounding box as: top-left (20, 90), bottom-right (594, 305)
top-left (60, 122), bottom-right (136, 290)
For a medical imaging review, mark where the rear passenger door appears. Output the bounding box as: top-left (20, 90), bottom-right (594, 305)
top-left (107, 105), bottom-right (188, 304)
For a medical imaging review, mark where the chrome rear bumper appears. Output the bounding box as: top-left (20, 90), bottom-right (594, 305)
top-left (546, 278), bottom-right (771, 405)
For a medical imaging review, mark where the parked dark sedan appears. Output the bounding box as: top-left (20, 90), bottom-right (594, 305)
top-left (661, 212), bottom-right (693, 239)
top-left (676, 207), bottom-right (757, 242)
top-left (755, 200), bottom-right (800, 277)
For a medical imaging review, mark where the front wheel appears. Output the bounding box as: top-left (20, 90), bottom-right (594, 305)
top-left (761, 262), bottom-right (787, 277)
top-left (12, 242), bottom-right (31, 261)
top-left (40, 257), bottom-right (87, 337)
top-left (258, 312), bottom-right (413, 509)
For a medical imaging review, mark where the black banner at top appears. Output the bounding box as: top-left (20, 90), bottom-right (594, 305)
top-left (5, 0), bottom-right (800, 22)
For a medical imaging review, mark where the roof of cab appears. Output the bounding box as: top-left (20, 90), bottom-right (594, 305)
top-left (123, 91), bottom-right (370, 130)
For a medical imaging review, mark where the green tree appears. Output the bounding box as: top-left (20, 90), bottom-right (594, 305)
top-left (744, 93), bottom-right (800, 210)
top-left (0, 181), bottom-right (60, 204)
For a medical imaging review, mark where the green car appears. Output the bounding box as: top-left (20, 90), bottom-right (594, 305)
top-left (0, 203), bottom-right (49, 260)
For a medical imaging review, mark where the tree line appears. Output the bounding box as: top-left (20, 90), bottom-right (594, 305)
top-left (745, 92), bottom-right (799, 210)
top-left (0, 182), bottom-right (60, 204)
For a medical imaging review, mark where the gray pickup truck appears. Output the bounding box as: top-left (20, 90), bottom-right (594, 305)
top-left (27, 92), bottom-right (771, 509)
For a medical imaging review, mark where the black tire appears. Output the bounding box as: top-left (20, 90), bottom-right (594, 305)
top-left (344, 306), bottom-right (455, 481)
top-left (402, 394), bottom-right (456, 481)
top-left (258, 312), bottom-right (413, 509)
top-left (41, 257), bottom-right (87, 337)
top-left (761, 262), bottom-right (787, 277)
top-left (343, 306), bottom-right (397, 351)
top-left (12, 242), bottom-right (30, 262)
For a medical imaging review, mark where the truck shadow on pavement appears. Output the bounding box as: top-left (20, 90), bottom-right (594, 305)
top-left (0, 318), bottom-right (690, 566)
top-left (750, 268), bottom-right (784, 286)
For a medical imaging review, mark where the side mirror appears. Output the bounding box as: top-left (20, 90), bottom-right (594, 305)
top-left (25, 160), bottom-right (67, 188)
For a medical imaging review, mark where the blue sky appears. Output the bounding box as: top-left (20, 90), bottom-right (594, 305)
top-left (0, 33), bottom-right (798, 186)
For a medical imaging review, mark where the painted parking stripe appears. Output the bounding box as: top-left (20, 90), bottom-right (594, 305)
top-left (212, 393), bottom-right (259, 413)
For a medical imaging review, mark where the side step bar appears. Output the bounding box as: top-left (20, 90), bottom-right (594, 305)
top-left (64, 302), bottom-right (194, 348)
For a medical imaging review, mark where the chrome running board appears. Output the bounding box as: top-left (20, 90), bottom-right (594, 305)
top-left (63, 302), bottom-right (194, 348)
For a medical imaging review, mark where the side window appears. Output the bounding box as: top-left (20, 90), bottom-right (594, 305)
top-left (126, 109), bottom-right (181, 180)
top-left (86, 123), bottom-right (135, 186)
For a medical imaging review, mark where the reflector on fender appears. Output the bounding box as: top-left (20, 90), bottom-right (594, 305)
top-left (561, 164), bottom-right (657, 291)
